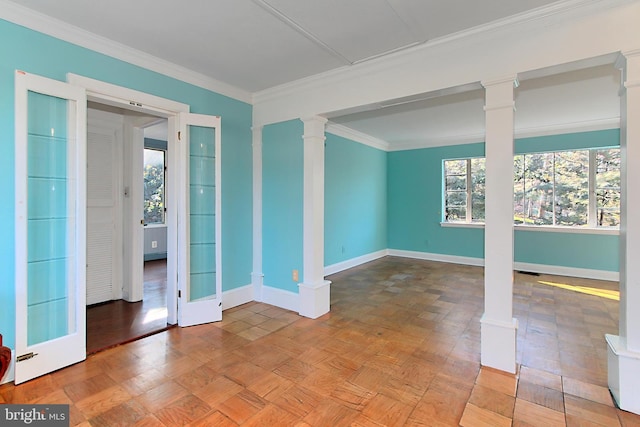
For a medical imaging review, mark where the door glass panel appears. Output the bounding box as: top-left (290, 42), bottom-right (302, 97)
top-left (26, 91), bottom-right (77, 345)
top-left (188, 125), bottom-right (216, 302)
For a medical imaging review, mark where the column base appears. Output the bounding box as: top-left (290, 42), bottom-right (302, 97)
top-left (298, 280), bottom-right (331, 319)
top-left (481, 315), bottom-right (518, 374)
top-left (606, 334), bottom-right (640, 415)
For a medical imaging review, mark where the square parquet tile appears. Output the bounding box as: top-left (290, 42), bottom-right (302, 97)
top-left (3, 257), bottom-right (640, 426)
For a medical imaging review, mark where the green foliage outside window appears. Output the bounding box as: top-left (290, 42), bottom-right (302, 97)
top-left (445, 147), bottom-right (620, 227)
top-left (144, 148), bottom-right (165, 225)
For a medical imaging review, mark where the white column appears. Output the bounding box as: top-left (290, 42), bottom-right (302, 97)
top-left (480, 76), bottom-right (519, 374)
top-left (607, 49), bottom-right (640, 415)
top-left (251, 126), bottom-right (264, 301)
top-left (299, 116), bottom-right (331, 318)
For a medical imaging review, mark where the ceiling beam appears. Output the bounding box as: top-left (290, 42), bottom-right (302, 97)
top-left (250, 0), bottom-right (353, 66)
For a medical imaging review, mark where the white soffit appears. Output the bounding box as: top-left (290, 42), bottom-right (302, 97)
top-left (332, 64), bottom-right (621, 151)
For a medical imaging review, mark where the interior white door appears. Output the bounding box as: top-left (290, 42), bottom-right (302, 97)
top-left (14, 71), bottom-right (87, 384)
top-left (177, 112), bottom-right (222, 327)
top-left (86, 109), bottom-right (122, 305)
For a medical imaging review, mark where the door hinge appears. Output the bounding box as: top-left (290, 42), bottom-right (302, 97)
top-left (17, 352), bottom-right (37, 362)
top-left (178, 290), bottom-right (181, 298)
top-left (178, 131), bottom-right (181, 141)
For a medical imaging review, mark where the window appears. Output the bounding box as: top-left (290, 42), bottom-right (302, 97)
top-left (144, 148), bottom-right (165, 225)
top-left (443, 147), bottom-right (620, 228)
top-left (444, 158), bottom-right (485, 222)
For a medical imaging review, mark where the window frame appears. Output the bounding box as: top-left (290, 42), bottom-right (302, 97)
top-left (143, 147), bottom-right (167, 226)
top-left (442, 147), bottom-right (620, 231)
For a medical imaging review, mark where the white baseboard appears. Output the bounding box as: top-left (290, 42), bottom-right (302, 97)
top-left (387, 249), bottom-right (485, 267)
top-left (222, 284), bottom-right (254, 311)
top-left (514, 262), bottom-right (619, 281)
top-left (387, 249), bottom-right (618, 281)
top-left (261, 285), bottom-right (299, 312)
top-left (1, 350), bottom-right (15, 385)
top-left (324, 249), bottom-right (389, 276)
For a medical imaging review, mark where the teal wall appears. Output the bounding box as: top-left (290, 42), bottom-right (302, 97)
top-left (325, 133), bottom-right (387, 266)
top-left (262, 120), bottom-right (304, 293)
top-left (388, 143), bottom-right (486, 258)
top-left (0, 19), bottom-right (253, 350)
top-left (387, 129), bottom-right (620, 271)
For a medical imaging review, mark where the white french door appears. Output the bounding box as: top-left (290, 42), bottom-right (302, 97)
top-left (177, 113), bottom-right (222, 326)
top-left (14, 71), bottom-right (87, 384)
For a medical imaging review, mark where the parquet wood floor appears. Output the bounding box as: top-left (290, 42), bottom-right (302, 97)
top-left (3, 256), bottom-right (639, 426)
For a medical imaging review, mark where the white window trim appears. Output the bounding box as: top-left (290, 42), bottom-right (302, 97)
top-left (443, 147), bottom-right (620, 230)
top-left (440, 221), bottom-right (618, 235)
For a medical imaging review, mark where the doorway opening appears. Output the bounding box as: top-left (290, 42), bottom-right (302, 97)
top-left (85, 103), bottom-right (171, 354)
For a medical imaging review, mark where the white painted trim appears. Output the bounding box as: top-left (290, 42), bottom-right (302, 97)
top-left (388, 249), bottom-right (485, 267)
top-left (0, 350), bottom-right (15, 385)
top-left (514, 262), bottom-right (618, 281)
top-left (440, 222), bottom-right (485, 229)
top-left (254, 0), bottom-right (624, 107)
top-left (222, 285), bottom-right (254, 311)
top-left (441, 222), bottom-right (620, 235)
top-left (515, 117), bottom-right (620, 139)
top-left (388, 134), bottom-right (484, 152)
top-left (325, 123), bottom-right (390, 151)
top-left (254, 1), bottom-right (637, 128)
top-left (324, 249), bottom-right (389, 276)
top-left (261, 286), bottom-right (299, 313)
top-left (481, 315), bottom-right (518, 374)
top-left (387, 118), bottom-right (621, 152)
top-left (252, 126), bottom-right (264, 302)
top-left (68, 74), bottom-right (190, 115)
top-left (0, 1), bottom-right (251, 103)
top-left (606, 334), bottom-right (640, 415)
top-left (514, 225), bottom-right (619, 235)
top-left (71, 76), bottom-right (187, 325)
top-left (387, 249), bottom-right (619, 281)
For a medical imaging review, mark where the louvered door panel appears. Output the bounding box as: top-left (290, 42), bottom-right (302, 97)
top-left (86, 122), bottom-right (118, 305)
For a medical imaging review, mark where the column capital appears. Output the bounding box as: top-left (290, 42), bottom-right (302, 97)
top-left (300, 115), bottom-right (328, 126)
top-left (301, 116), bottom-right (328, 138)
top-left (481, 75), bottom-right (519, 89)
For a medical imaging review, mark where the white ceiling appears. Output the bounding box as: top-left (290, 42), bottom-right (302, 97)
top-left (5, 0), bottom-right (623, 148)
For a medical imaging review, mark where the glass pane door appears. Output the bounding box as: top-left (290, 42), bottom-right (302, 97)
top-left (178, 113), bottom-right (221, 327)
top-left (189, 125), bottom-right (217, 302)
top-left (26, 91), bottom-right (76, 345)
top-left (15, 71), bottom-right (86, 384)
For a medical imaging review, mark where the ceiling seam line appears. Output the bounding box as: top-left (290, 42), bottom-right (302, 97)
top-left (249, 0), bottom-right (353, 66)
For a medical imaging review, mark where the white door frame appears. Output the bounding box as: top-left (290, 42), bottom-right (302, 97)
top-left (67, 74), bottom-right (189, 324)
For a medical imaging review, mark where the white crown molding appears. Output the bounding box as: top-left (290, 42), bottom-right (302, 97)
top-left (0, 0), bottom-right (252, 104)
top-left (514, 117), bottom-right (620, 139)
top-left (325, 123), bottom-right (390, 151)
top-left (388, 133), bottom-right (486, 151)
top-left (253, 0), bottom-right (632, 106)
top-left (386, 117), bottom-right (620, 151)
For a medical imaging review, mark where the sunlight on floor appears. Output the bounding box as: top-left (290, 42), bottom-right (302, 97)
top-left (143, 307), bottom-right (168, 324)
top-left (538, 280), bottom-right (619, 301)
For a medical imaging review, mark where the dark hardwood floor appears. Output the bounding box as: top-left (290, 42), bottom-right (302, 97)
top-left (86, 260), bottom-right (170, 354)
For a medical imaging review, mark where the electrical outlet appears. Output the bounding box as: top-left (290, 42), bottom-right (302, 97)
top-left (151, 240), bottom-right (158, 249)
top-left (292, 269), bottom-right (299, 282)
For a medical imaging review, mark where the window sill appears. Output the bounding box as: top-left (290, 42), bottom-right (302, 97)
top-left (144, 223), bottom-right (167, 229)
top-left (440, 222), bottom-right (619, 235)
top-left (440, 222), bottom-right (485, 229)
